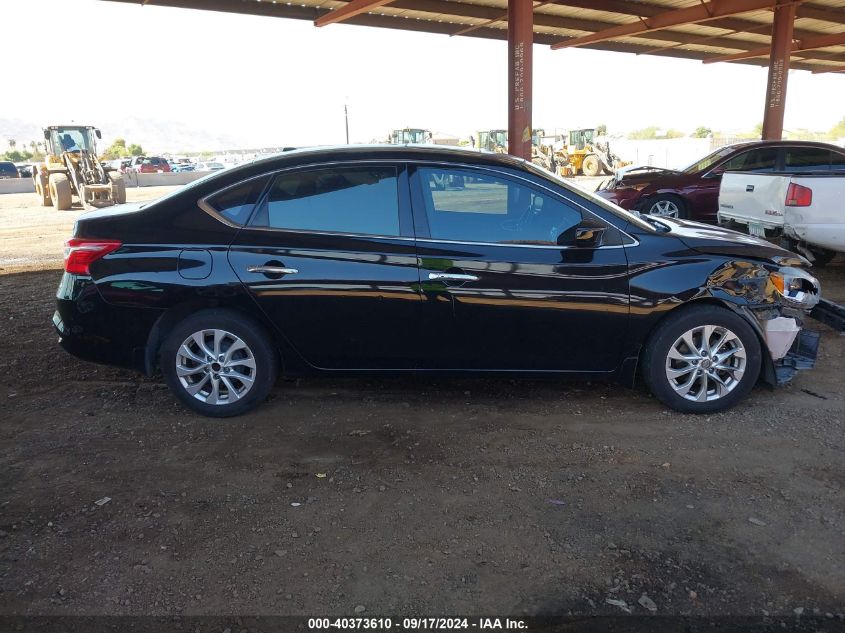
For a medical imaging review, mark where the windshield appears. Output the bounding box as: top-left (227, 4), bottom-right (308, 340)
top-left (681, 146), bottom-right (742, 174)
top-left (49, 128), bottom-right (94, 153)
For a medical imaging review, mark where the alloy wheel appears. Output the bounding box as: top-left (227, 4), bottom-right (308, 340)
top-left (648, 199), bottom-right (680, 218)
top-left (175, 329), bottom-right (256, 405)
top-left (664, 324), bottom-right (746, 402)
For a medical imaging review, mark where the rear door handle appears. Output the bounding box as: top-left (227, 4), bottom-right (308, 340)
top-left (428, 272), bottom-right (479, 282)
top-left (247, 265), bottom-right (298, 275)
top-left (746, 184), bottom-right (755, 192)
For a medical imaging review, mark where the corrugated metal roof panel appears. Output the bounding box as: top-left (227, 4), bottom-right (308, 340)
top-left (102, 0), bottom-right (845, 72)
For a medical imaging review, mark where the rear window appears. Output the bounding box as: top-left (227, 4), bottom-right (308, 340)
top-left (204, 175), bottom-right (270, 225)
top-left (0, 162), bottom-right (16, 174)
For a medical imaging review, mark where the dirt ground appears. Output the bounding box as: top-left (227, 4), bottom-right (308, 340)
top-left (0, 185), bottom-right (843, 620)
top-left (0, 186), bottom-right (177, 272)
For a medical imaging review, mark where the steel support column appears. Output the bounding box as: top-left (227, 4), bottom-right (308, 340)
top-left (761, 0), bottom-right (797, 140)
top-left (508, 0), bottom-right (532, 159)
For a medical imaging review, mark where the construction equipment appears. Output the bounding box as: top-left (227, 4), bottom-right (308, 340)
top-left (388, 128), bottom-right (432, 144)
top-left (33, 125), bottom-right (126, 210)
top-left (475, 129), bottom-right (557, 172)
top-left (475, 129), bottom-right (508, 153)
top-left (557, 128), bottom-right (627, 177)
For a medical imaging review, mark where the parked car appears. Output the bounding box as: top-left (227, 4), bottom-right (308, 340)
top-left (54, 146), bottom-right (821, 418)
top-left (14, 163), bottom-right (33, 178)
top-left (718, 163), bottom-right (845, 265)
top-left (195, 161), bottom-right (225, 171)
top-left (0, 161), bottom-right (19, 179)
top-left (170, 162), bottom-right (195, 173)
top-left (127, 156), bottom-right (172, 173)
top-left (595, 140), bottom-right (845, 223)
top-left (107, 158), bottom-right (132, 173)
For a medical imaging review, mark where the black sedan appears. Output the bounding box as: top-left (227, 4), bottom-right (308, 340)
top-left (54, 146), bottom-right (821, 417)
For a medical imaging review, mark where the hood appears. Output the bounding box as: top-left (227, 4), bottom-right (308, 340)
top-left (612, 165), bottom-right (683, 188)
top-left (657, 217), bottom-right (809, 265)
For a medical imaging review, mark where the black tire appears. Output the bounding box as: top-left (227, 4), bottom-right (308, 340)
top-left (642, 305), bottom-right (762, 414)
top-left (35, 177), bottom-right (51, 206)
top-left (49, 173), bottom-right (73, 210)
top-left (108, 172), bottom-right (127, 204)
top-left (808, 247), bottom-right (837, 267)
top-left (582, 154), bottom-right (601, 177)
top-left (643, 193), bottom-right (688, 220)
top-left (160, 309), bottom-right (278, 417)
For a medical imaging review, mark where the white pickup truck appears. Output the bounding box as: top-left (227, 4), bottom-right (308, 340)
top-left (718, 171), bottom-right (845, 265)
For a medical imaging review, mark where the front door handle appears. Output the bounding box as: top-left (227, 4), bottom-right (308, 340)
top-left (428, 272), bottom-right (479, 282)
top-left (247, 265), bottom-right (298, 275)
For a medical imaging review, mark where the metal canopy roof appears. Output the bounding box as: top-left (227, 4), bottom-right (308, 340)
top-left (107, 0), bottom-right (845, 73)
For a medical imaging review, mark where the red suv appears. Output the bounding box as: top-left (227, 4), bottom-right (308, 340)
top-left (128, 156), bottom-right (172, 174)
top-left (595, 140), bottom-right (845, 223)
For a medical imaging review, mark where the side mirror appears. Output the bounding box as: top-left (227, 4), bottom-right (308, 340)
top-left (95, 129), bottom-right (102, 139)
top-left (559, 217), bottom-right (607, 247)
top-left (43, 130), bottom-right (50, 140)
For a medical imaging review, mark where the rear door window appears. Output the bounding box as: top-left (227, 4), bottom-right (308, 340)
top-left (251, 166), bottom-right (401, 237)
top-left (784, 147), bottom-right (832, 172)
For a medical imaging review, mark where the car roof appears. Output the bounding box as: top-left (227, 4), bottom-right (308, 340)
top-left (722, 139), bottom-right (845, 151)
top-left (244, 144), bottom-right (529, 172)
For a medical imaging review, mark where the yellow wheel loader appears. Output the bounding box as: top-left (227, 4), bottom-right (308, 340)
top-left (388, 128), bottom-right (432, 144)
top-left (558, 128), bottom-right (629, 177)
top-left (475, 129), bottom-right (557, 173)
top-left (33, 125), bottom-right (126, 211)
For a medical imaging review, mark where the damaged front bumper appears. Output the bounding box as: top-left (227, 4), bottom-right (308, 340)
top-left (772, 328), bottom-right (820, 384)
top-left (737, 264), bottom-right (822, 386)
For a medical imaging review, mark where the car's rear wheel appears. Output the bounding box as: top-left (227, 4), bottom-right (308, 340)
top-left (644, 194), bottom-right (687, 220)
top-left (160, 310), bottom-right (278, 417)
top-left (642, 305), bottom-right (761, 414)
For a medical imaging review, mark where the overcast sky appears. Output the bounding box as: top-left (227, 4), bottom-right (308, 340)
top-left (4, 0), bottom-right (845, 148)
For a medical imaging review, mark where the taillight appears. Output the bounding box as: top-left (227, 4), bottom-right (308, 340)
top-left (63, 238), bottom-right (122, 275)
top-left (785, 182), bottom-right (812, 207)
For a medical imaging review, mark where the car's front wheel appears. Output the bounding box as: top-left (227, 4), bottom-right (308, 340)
top-left (642, 305), bottom-right (762, 414)
top-left (644, 194), bottom-right (687, 220)
top-left (160, 310), bottom-right (278, 417)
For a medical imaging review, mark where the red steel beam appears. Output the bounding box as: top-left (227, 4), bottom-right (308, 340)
top-left (508, 0), bottom-right (533, 160)
top-left (315, 0), bottom-right (395, 27)
top-left (452, 0), bottom-right (552, 38)
top-left (811, 65), bottom-right (845, 73)
top-left (704, 30), bottom-right (845, 63)
top-left (762, 0), bottom-right (797, 140)
top-left (550, 0), bottom-right (785, 50)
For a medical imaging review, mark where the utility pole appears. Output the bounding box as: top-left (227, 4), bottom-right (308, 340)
top-left (344, 101), bottom-right (350, 144)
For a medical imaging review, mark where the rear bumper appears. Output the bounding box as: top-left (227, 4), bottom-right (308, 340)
top-left (53, 273), bottom-right (162, 373)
